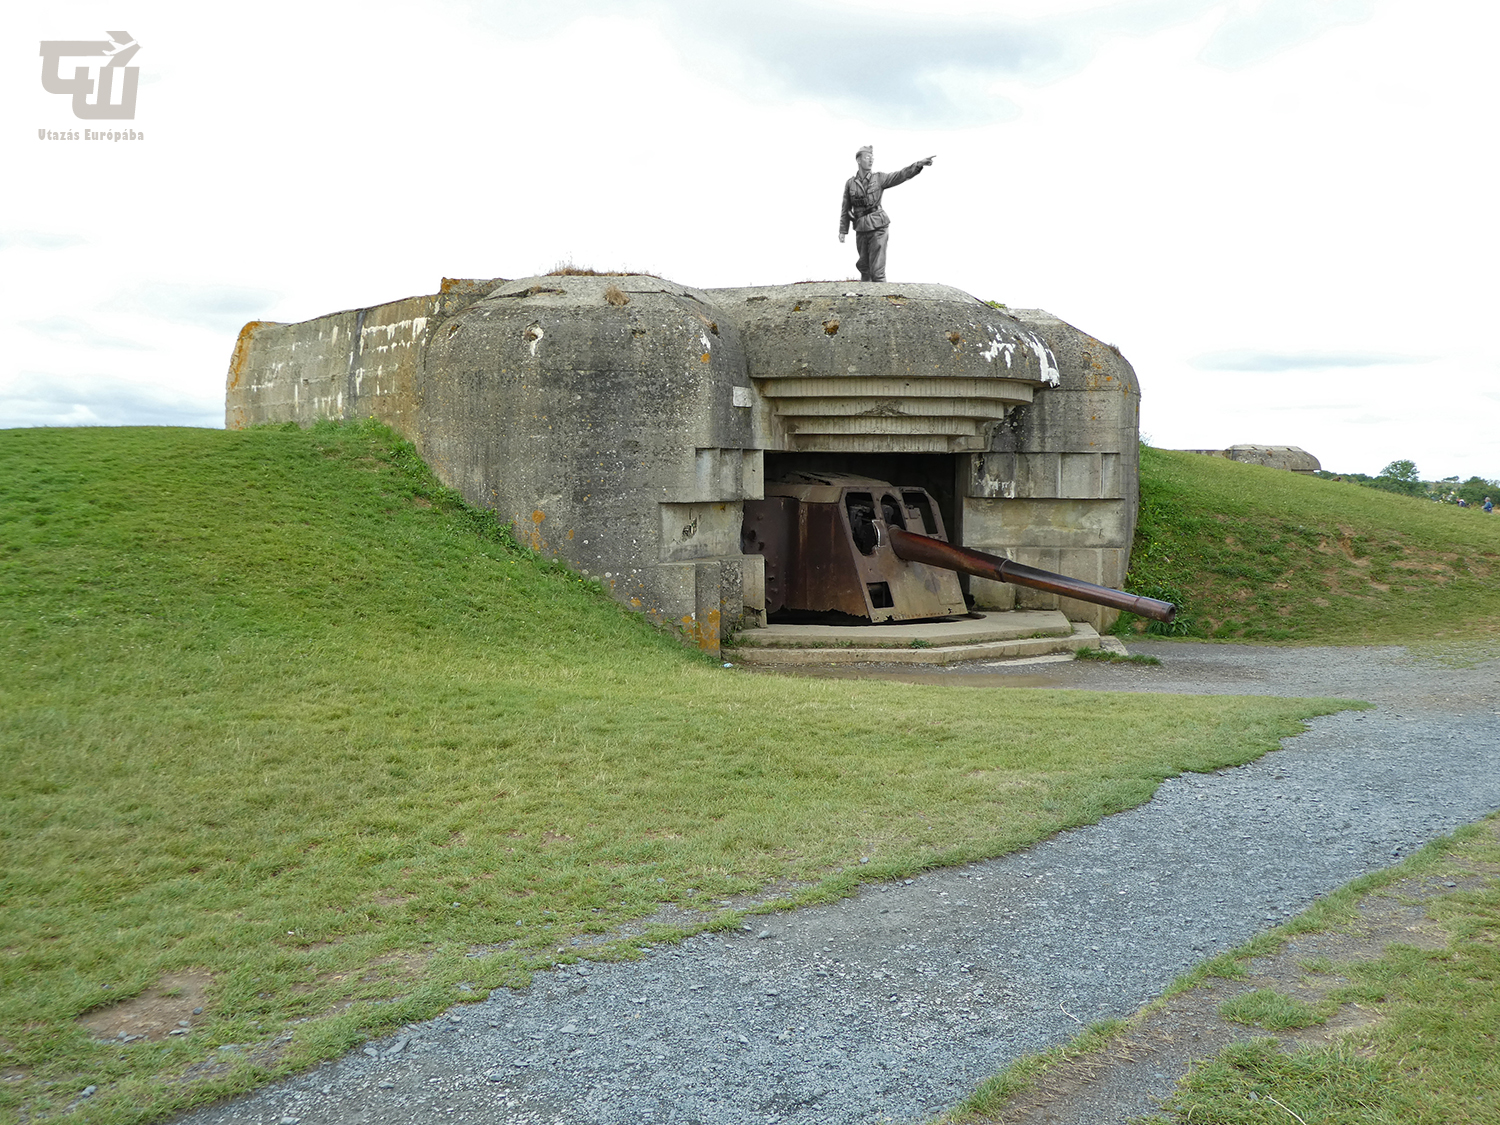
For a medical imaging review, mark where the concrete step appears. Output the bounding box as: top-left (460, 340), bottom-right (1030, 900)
top-left (728, 611), bottom-right (1103, 666)
top-left (731, 609), bottom-right (1072, 650)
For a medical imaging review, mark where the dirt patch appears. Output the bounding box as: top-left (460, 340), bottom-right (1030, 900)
top-left (975, 861), bottom-right (1490, 1124)
top-left (76, 969), bottom-right (214, 1043)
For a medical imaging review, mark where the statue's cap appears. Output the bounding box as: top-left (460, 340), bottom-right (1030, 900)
top-left (855, 145), bottom-right (873, 158)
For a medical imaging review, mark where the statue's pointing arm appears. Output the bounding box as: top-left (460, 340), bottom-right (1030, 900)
top-left (882, 155), bottom-right (937, 191)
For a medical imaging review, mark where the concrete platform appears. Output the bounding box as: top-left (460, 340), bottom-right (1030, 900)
top-left (727, 610), bottom-right (1107, 666)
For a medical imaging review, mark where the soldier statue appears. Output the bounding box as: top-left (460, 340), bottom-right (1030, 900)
top-left (838, 145), bottom-right (935, 283)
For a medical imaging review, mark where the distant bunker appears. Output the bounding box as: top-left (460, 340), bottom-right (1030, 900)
top-left (227, 276), bottom-right (1141, 655)
top-left (1181, 445), bottom-right (1321, 474)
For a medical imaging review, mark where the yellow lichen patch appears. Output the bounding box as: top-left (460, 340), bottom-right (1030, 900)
top-left (685, 607), bottom-right (722, 650)
top-left (226, 322), bottom-right (271, 395)
top-left (515, 511), bottom-right (548, 552)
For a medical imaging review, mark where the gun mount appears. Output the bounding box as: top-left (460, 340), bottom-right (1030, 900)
top-left (742, 473), bottom-right (1174, 625)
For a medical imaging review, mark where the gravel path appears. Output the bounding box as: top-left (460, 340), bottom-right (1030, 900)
top-left (173, 643), bottom-right (1500, 1125)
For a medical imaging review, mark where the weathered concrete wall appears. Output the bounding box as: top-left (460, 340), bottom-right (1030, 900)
top-left (224, 280), bottom-right (504, 432)
top-left (226, 311), bottom-right (359, 430)
top-left (960, 310), bottom-right (1141, 630)
top-left (415, 275), bottom-right (763, 653)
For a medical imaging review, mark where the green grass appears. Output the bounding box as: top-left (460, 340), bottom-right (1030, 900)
top-left (1217, 989), bottom-right (1327, 1031)
top-left (1116, 447), bottom-right (1500, 643)
top-left (1074, 648), bottom-right (1162, 666)
top-left (1147, 1040), bottom-right (1430, 1125)
top-left (1150, 821), bottom-right (1500, 1123)
top-left (0, 423), bottom-right (1350, 1122)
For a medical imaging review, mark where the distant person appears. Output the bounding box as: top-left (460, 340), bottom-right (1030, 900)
top-left (838, 146), bottom-right (935, 283)
top-left (1485, 496), bottom-right (1494, 513)
top-left (1458, 498), bottom-right (1469, 507)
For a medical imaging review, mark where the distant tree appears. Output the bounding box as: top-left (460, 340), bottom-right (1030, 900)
top-left (1371, 459), bottom-right (1425, 497)
top-left (1380, 459), bottom-right (1419, 483)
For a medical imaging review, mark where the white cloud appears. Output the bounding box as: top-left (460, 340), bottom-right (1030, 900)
top-left (22, 316), bottom-right (154, 351)
top-left (457, 0), bottom-right (1259, 127)
top-left (119, 283), bottom-right (282, 334)
top-left (0, 230), bottom-right (89, 251)
top-left (1191, 349), bottom-right (1425, 371)
top-left (1198, 0), bottom-right (1380, 68)
top-left (0, 372), bottom-right (221, 429)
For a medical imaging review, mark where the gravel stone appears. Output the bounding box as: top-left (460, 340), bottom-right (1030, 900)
top-left (169, 644), bottom-right (1500, 1125)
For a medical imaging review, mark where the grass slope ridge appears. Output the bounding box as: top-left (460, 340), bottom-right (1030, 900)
top-left (1, 423), bottom-right (1342, 1123)
top-left (1119, 447), bottom-right (1500, 643)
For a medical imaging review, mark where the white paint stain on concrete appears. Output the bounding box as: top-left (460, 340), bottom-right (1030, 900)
top-left (364, 316), bottom-right (427, 344)
top-left (1024, 332), bottom-right (1061, 386)
top-left (979, 325), bottom-right (1015, 367)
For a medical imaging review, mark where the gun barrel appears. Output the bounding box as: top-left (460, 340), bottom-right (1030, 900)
top-left (886, 527), bottom-right (1177, 624)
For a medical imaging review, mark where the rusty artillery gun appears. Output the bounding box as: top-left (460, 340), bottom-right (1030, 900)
top-left (741, 473), bottom-right (1175, 625)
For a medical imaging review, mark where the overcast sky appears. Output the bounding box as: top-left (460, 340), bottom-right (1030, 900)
top-left (4, 0), bottom-right (1496, 479)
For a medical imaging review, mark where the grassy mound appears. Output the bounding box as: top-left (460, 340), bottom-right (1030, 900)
top-left (0, 423), bottom-right (1345, 1122)
top-left (1118, 447), bottom-right (1500, 643)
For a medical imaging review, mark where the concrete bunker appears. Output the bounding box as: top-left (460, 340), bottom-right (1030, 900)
top-left (226, 275), bottom-right (1143, 654)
